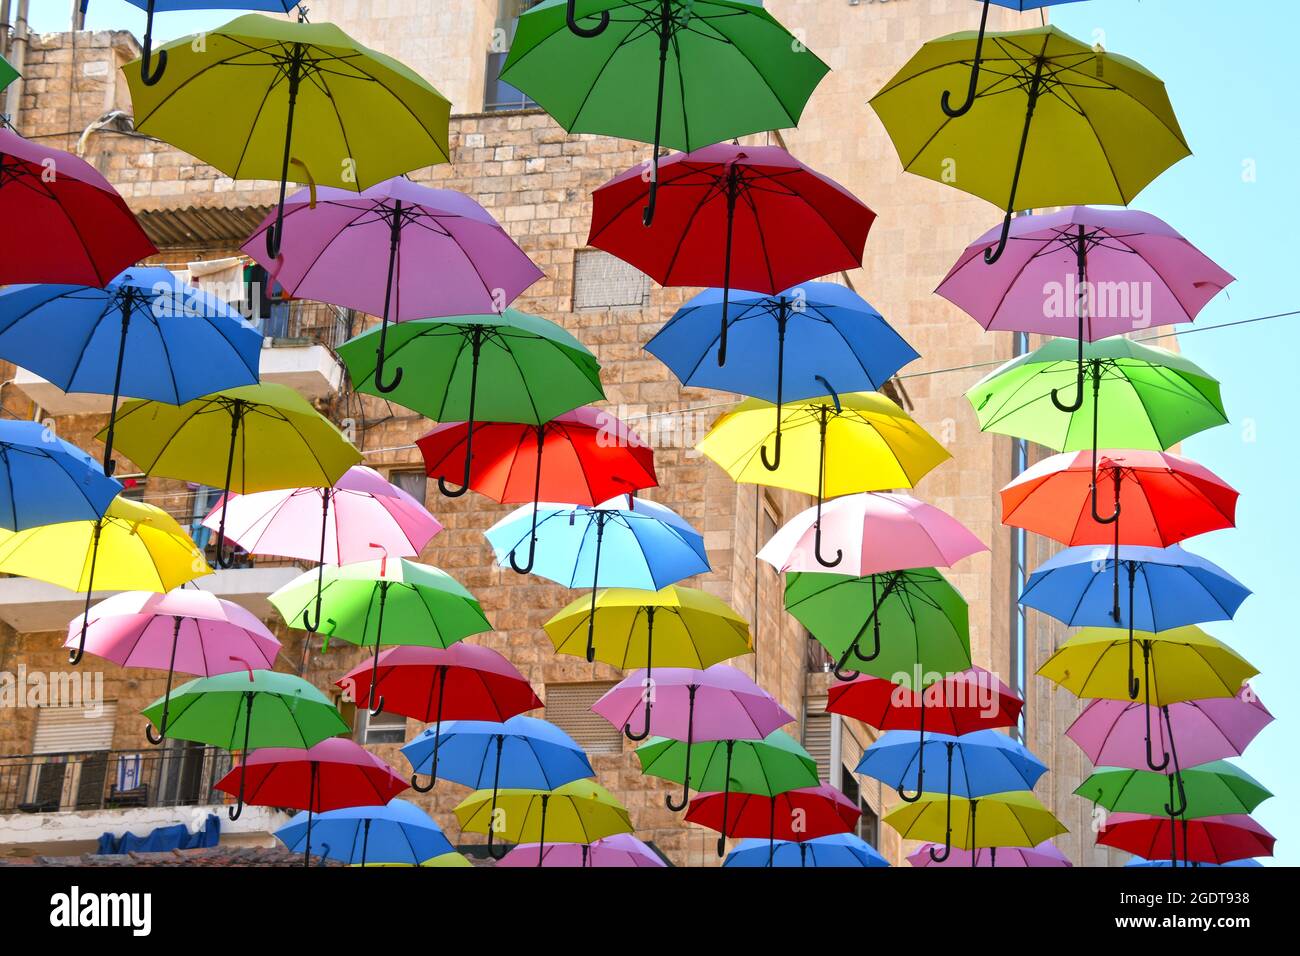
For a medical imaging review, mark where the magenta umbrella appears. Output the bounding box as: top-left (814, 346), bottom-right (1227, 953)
top-left (65, 589), bottom-right (281, 745)
top-left (202, 465), bottom-right (442, 632)
top-left (1068, 685), bottom-right (1272, 771)
top-left (243, 177), bottom-right (543, 393)
top-left (908, 840), bottom-right (1071, 868)
top-left (757, 492), bottom-right (987, 576)
top-left (496, 833), bottom-right (666, 868)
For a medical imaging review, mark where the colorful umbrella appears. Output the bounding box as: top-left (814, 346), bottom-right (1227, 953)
top-left (1079, 761), bottom-right (1271, 821)
top-left (591, 144), bottom-right (872, 356)
top-left (455, 779), bottom-right (633, 864)
top-left (496, 833), bottom-right (666, 868)
top-left (0, 128), bottom-right (156, 284)
top-left (826, 667), bottom-right (1021, 737)
top-left (885, 791), bottom-right (1067, 867)
top-left (274, 797), bottom-right (454, 867)
top-left (0, 421), bottom-right (121, 532)
top-left (0, 52), bottom-right (16, 91)
top-left (724, 833), bottom-right (889, 868)
top-left (1126, 857), bottom-right (1261, 868)
top-left (1096, 813), bottom-right (1274, 866)
top-left (907, 839), bottom-right (1071, 868)
top-left (121, 2), bottom-right (299, 85)
top-left (685, 783), bottom-right (859, 859)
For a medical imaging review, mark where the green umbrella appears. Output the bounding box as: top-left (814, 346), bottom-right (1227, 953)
top-left (1078, 760), bottom-right (1271, 820)
top-left (337, 312), bottom-right (604, 496)
top-left (269, 558), bottom-right (493, 716)
top-left (784, 569), bottom-right (972, 683)
top-left (0, 54), bottom-right (18, 93)
top-left (501, 0), bottom-right (828, 222)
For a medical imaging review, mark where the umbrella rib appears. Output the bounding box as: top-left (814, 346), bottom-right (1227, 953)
top-left (565, 20), bottom-right (647, 132)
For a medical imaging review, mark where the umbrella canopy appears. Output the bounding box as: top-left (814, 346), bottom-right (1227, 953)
top-left (885, 791), bottom-right (1067, 858)
top-left (1126, 857), bottom-right (1261, 868)
top-left (758, 492), bottom-right (987, 577)
top-left (0, 128), bottom-right (156, 285)
top-left (857, 729), bottom-right (1047, 800)
top-left (686, 783), bottom-right (860, 858)
top-left (274, 798), bottom-right (454, 867)
top-left (0, 52), bottom-right (16, 91)
top-left (826, 667), bottom-right (1022, 736)
top-left (0, 421), bottom-right (121, 532)
top-left (1096, 813), bottom-right (1274, 866)
top-left (1078, 761), bottom-right (1272, 820)
top-left (120, 3), bottom-right (301, 85)
top-left (454, 779), bottom-right (633, 862)
top-left (907, 839), bottom-right (1071, 868)
top-left (496, 833), bottom-right (666, 868)
top-left (725, 833), bottom-right (889, 868)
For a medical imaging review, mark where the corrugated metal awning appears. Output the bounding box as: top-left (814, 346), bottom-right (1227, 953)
top-left (136, 205), bottom-right (271, 250)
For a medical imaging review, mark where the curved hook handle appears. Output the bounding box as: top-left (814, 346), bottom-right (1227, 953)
top-left (227, 800), bottom-right (243, 821)
top-left (264, 219), bottom-right (283, 261)
top-left (813, 522), bottom-right (843, 569)
top-left (624, 698), bottom-right (652, 742)
top-left (227, 767), bottom-right (246, 821)
top-left (139, 3), bottom-right (168, 88)
top-left (410, 772), bottom-right (436, 794)
top-left (144, 722), bottom-right (165, 746)
top-left (832, 661), bottom-right (858, 683)
top-left (437, 423), bottom-right (474, 498)
top-left (508, 502), bottom-right (540, 575)
top-left (1050, 363), bottom-right (1085, 412)
top-left (68, 621), bottom-right (88, 666)
top-left (373, 358), bottom-right (404, 394)
top-left (665, 785), bottom-right (689, 813)
top-left (760, 429), bottom-right (782, 472)
top-left (983, 211), bottom-right (1013, 265)
top-left (641, 174), bottom-right (659, 227)
top-left (566, 0), bottom-right (610, 38)
top-left (927, 841), bottom-right (951, 863)
top-left (367, 692), bottom-right (385, 718)
top-left (1091, 484), bottom-right (1121, 524)
top-left (214, 531), bottom-right (236, 569)
top-left (716, 834), bottom-right (727, 858)
top-left (940, 0), bottom-right (988, 118)
top-left (1163, 775), bottom-right (1188, 818)
top-left (301, 601), bottom-right (321, 634)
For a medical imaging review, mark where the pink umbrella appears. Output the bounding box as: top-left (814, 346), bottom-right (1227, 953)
top-left (908, 840), bottom-right (1071, 868)
top-left (496, 833), bottom-right (666, 868)
top-left (757, 492), bottom-right (987, 576)
top-left (203, 465), bottom-right (442, 632)
top-left (1067, 686), bottom-right (1272, 771)
top-left (66, 589), bottom-right (281, 745)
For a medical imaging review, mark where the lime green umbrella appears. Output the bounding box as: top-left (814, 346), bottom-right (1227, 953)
top-left (784, 569), bottom-right (972, 683)
top-left (1078, 760), bottom-right (1272, 820)
top-left (269, 558), bottom-right (492, 716)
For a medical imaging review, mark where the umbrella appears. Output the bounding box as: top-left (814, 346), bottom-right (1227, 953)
top-left (591, 145), bottom-right (873, 357)
top-left (698, 390), bottom-right (949, 567)
top-left (269, 558), bottom-right (492, 715)
top-left (1126, 857), bottom-right (1261, 868)
top-left (242, 179), bottom-right (543, 391)
top-left (907, 839), bottom-right (1071, 868)
top-left (101, 383), bottom-right (362, 566)
top-left (204, 465), bottom-right (442, 631)
top-left (0, 496), bottom-right (210, 664)
top-left (592, 663), bottom-right (792, 746)
top-left (0, 421), bottom-right (121, 531)
top-left (685, 783), bottom-right (859, 860)
top-left (758, 491), bottom-right (987, 577)
top-left (1079, 761), bottom-right (1271, 821)
top-left (503, 1), bottom-right (829, 225)
top-left (784, 568), bottom-right (972, 682)
top-left (0, 53), bottom-right (16, 91)
top-left (215, 738), bottom-right (409, 865)
top-left (646, 282), bottom-right (912, 459)
top-left (496, 833), bottom-right (666, 868)
top-left (725, 833), bottom-right (889, 868)
top-left (0, 267), bottom-right (261, 475)
top-left (274, 798), bottom-right (454, 867)
top-left (0, 128), bottom-right (156, 284)
top-left (121, 2), bottom-right (300, 85)
top-left (126, 13), bottom-right (451, 256)
top-left (885, 791), bottom-right (1067, 867)
top-left (417, 408), bottom-right (656, 573)
top-left (455, 779), bottom-right (633, 865)
top-left (1097, 813), bottom-right (1274, 866)
top-left (826, 667), bottom-right (1022, 737)
top-left (871, 24), bottom-right (1187, 262)
top-left (68, 589), bottom-right (281, 745)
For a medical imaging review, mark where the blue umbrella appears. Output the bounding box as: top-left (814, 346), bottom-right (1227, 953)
top-left (121, 2), bottom-right (301, 86)
top-left (1125, 858), bottom-right (1261, 868)
top-left (724, 833), bottom-right (890, 868)
top-left (274, 797), bottom-right (454, 866)
top-left (646, 282), bottom-right (918, 470)
top-left (0, 267), bottom-right (261, 474)
top-left (484, 494), bottom-right (709, 665)
top-left (0, 421), bottom-right (121, 531)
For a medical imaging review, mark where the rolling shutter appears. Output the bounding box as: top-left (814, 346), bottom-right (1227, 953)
top-left (32, 702), bottom-right (119, 754)
top-left (544, 683), bottom-right (622, 756)
top-left (803, 711), bottom-right (831, 782)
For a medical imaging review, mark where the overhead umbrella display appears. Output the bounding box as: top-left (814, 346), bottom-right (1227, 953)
top-left (121, 2), bottom-right (301, 85)
top-left (496, 833), bottom-right (666, 869)
top-left (871, 24), bottom-right (1188, 262)
top-left (126, 13), bottom-right (452, 256)
top-left (1096, 812), bottom-right (1275, 866)
top-left (503, 2), bottom-right (829, 225)
top-left (243, 179), bottom-right (542, 391)
top-left (647, 282), bottom-right (914, 459)
top-left (591, 145), bottom-right (872, 358)
top-left (885, 790), bottom-right (1067, 867)
top-left (418, 409), bottom-right (656, 572)
top-left (0, 421), bottom-right (121, 532)
top-left (1078, 761), bottom-right (1271, 821)
top-left (0, 128), bottom-right (156, 284)
top-left (698, 391), bottom-right (949, 567)
top-left (102, 383), bottom-right (362, 566)
top-left (274, 797), bottom-right (455, 868)
top-left (0, 268), bottom-right (261, 475)
top-left (0, 496), bottom-right (209, 664)
top-left (206, 465), bottom-right (442, 631)
top-left (724, 833), bottom-right (889, 869)
top-left (826, 667), bottom-right (1021, 737)
top-left (1127, 857), bottom-right (1261, 869)
top-left (685, 783), bottom-right (859, 860)
top-left (907, 839), bottom-right (1071, 868)
top-left (455, 779), bottom-right (633, 865)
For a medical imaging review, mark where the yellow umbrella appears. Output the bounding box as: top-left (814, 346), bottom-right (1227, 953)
top-left (886, 790), bottom-right (1067, 866)
top-left (99, 383), bottom-right (361, 568)
top-left (454, 779), bottom-right (633, 865)
top-left (0, 496), bottom-right (209, 663)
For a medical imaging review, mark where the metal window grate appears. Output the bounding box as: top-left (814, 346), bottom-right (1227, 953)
top-left (802, 711), bottom-right (831, 782)
top-left (572, 249), bottom-right (652, 311)
top-left (32, 702), bottom-right (119, 754)
top-left (544, 682), bottom-right (622, 755)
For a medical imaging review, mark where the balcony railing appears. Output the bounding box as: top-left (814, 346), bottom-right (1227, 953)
top-left (258, 299), bottom-right (351, 354)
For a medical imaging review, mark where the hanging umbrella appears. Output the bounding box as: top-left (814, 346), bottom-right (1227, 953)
top-left (685, 783), bottom-right (858, 860)
top-left (1079, 761), bottom-right (1271, 822)
top-left (121, 2), bottom-right (301, 85)
top-left (503, 1), bottom-right (828, 225)
top-left (758, 491), bottom-right (987, 577)
top-left (871, 24), bottom-right (1188, 262)
top-left (1096, 813), bottom-right (1274, 866)
top-left (827, 667), bottom-right (1021, 737)
top-left (1126, 857), bottom-right (1261, 868)
top-left (0, 268), bottom-right (262, 475)
top-left (203, 465), bottom-right (442, 631)
top-left (698, 390), bottom-right (949, 567)
top-left (646, 282), bottom-right (912, 457)
top-left (126, 12), bottom-right (451, 256)
top-left (907, 839), bottom-right (1071, 868)
top-left (784, 568), bottom-right (972, 682)
top-left (0, 496), bottom-right (209, 664)
top-left (270, 558), bottom-right (492, 716)
top-left (101, 383), bottom-right (362, 566)
top-left (0, 128), bottom-right (156, 284)
top-left (243, 179), bottom-right (542, 391)
top-left (591, 145), bottom-right (872, 358)
top-left (0, 52), bottom-right (16, 91)
top-left (885, 791), bottom-right (1067, 867)
top-left (274, 797), bottom-right (454, 868)
top-left (215, 738), bottom-right (409, 865)
top-left (0, 421), bottom-right (121, 531)
top-left (725, 833), bottom-right (889, 868)
top-left (456, 779), bottom-right (633, 865)
top-left (496, 833), bottom-right (666, 868)
top-left (417, 408), bottom-right (656, 573)
top-left (68, 590), bottom-right (280, 745)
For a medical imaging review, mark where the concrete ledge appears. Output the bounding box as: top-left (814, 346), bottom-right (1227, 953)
top-left (0, 804), bottom-right (290, 855)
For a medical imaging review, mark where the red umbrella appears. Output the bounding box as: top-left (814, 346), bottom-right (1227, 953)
top-left (685, 783), bottom-right (860, 861)
top-left (589, 143), bottom-right (874, 365)
top-left (1097, 812), bottom-right (1275, 866)
top-left (416, 406), bottom-right (657, 573)
top-left (1, 128), bottom-right (157, 285)
top-left (826, 667), bottom-right (1022, 736)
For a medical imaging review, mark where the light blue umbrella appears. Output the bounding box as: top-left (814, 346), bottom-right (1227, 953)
top-left (723, 832), bottom-right (890, 868)
top-left (274, 797), bottom-right (455, 866)
top-left (646, 283), bottom-right (918, 469)
top-left (1125, 857), bottom-right (1261, 868)
top-left (0, 421), bottom-right (121, 531)
top-left (484, 494), bottom-right (709, 662)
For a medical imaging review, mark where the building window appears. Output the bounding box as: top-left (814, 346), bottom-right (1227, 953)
top-left (356, 708), bottom-right (407, 746)
top-left (388, 468), bottom-right (428, 506)
top-left (544, 682), bottom-right (622, 755)
top-left (25, 703), bottom-right (120, 812)
top-left (802, 710), bottom-right (831, 781)
top-left (572, 249), bottom-right (652, 311)
top-left (484, 0), bottom-right (541, 111)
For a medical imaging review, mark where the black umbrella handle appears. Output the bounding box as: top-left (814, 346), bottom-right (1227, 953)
top-left (813, 405), bottom-right (842, 568)
top-left (760, 305), bottom-right (789, 471)
top-left (373, 200), bottom-right (405, 394)
top-left (410, 666), bottom-right (447, 792)
top-left (715, 166), bottom-right (740, 364)
top-left (139, 0), bottom-right (168, 86)
top-left (145, 616), bottom-right (182, 745)
top-left (213, 403), bottom-right (244, 569)
top-left (983, 55), bottom-right (1044, 265)
top-left (265, 44), bottom-right (304, 261)
top-left (566, 0), bottom-right (610, 38)
top-left (1051, 228), bottom-right (1089, 413)
top-left (228, 692), bottom-right (255, 821)
top-left (101, 291), bottom-right (134, 477)
top-left (585, 517), bottom-right (606, 663)
top-left (509, 428), bottom-right (545, 574)
top-left (69, 520), bottom-right (103, 665)
top-left (625, 611), bottom-right (658, 741)
top-left (438, 329), bottom-right (483, 497)
top-left (850, 573), bottom-right (893, 663)
top-left (664, 676), bottom-right (695, 812)
top-left (301, 491), bottom-right (331, 632)
top-left (1143, 647), bottom-right (1170, 771)
top-left (714, 741), bottom-right (734, 857)
top-left (940, 0), bottom-right (989, 118)
top-left (927, 742), bottom-right (955, 861)
top-left (642, 0), bottom-right (673, 227)
top-left (367, 583), bottom-right (388, 717)
top-left (486, 736), bottom-right (509, 859)
top-left (1126, 564), bottom-right (1140, 700)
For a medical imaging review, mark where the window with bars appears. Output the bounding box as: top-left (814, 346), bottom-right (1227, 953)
top-left (388, 468), bottom-right (428, 508)
top-left (572, 249), bottom-right (653, 311)
top-left (484, 0), bottom-right (541, 111)
top-left (356, 708), bottom-right (408, 746)
top-left (544, 682), bottom-right (622, 755)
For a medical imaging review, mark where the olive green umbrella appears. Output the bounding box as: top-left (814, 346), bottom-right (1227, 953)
top-left (1078, 760), bottom-right (1272, 821)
